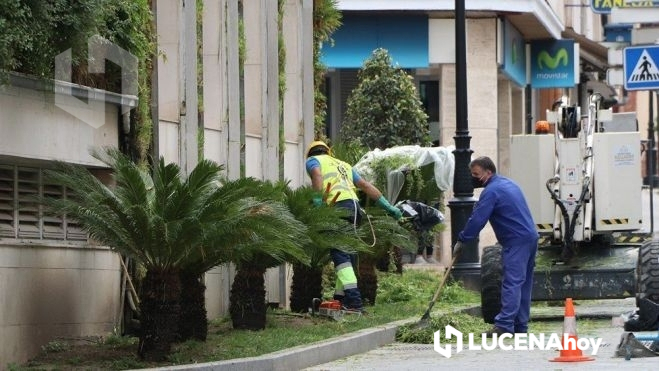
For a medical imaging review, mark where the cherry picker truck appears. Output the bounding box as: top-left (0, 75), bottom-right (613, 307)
top-left (480, 93), bottom-right (659, 325)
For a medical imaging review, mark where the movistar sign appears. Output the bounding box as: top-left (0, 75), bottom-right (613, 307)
top-left (591, 0), bottom-right (659, 14)
top-left (530, 39), bottom-right (576, 89)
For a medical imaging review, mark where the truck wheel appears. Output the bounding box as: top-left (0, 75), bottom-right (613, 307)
top-left (637, 239), bottom-right (659, 306)
top-left (481, 244), bottom-right (502, 324)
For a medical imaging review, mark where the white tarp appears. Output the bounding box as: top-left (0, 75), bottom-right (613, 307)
top-left (353, 145), bottom-right (455, 203)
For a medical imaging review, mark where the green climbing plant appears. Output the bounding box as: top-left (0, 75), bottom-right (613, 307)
top-left (312, 0), bottom-right (342, 140)
top-left (278, 0), bottom-right (287, 180)
top-left (197, 0), bottom-right (205, 160)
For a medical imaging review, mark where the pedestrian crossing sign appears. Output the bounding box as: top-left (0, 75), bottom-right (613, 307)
top-left (623, 45), bottom-right (659, 91)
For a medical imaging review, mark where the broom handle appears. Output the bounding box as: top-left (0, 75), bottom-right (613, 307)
top-left (428, 245), bottom-right (462, 308)
top-left (430, 253), bottom-right (459, 304)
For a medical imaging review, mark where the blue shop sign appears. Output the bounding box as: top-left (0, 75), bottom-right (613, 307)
top-left (530, 39), bottom-right (576, 89)
top-left (502, 20), bottom-right (527, 87)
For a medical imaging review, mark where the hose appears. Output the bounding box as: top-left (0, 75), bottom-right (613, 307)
top-left (546, 177), bottom-right (572, 260)
top-left (566, 176), bottom-right (591, 255)
top-left (545, 175), bottom-right (591, 261)
top-left (351, 199), bottom-right (376, 248)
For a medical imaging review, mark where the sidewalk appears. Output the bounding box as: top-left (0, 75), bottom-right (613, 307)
top-left (304, 325), bottom-right (659, 371)
top-left (304, 299), bottom-right (659, 371)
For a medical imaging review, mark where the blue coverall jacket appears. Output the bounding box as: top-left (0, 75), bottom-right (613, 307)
top-left (459, 173), bottom-right (539, 333)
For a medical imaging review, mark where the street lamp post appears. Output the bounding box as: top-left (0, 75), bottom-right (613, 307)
top-left (448, 0), bottom-right (481, 290)
top-left (646, 91), bottom-right (658, 187)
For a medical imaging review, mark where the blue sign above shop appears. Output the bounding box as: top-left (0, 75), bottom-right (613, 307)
top-left (321, 14), bottom-right (429, 68)
top-left (502, 20), bottom-right (527, 87)
top-left (530, 39), bottom-right (577, 89)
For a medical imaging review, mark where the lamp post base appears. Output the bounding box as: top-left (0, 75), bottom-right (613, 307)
top-left (450, 263), bottom-right (482, 292)
top-left (448, 196), bottom-right (481, 292)
top-left (644, 175), bottom-right (659, 188)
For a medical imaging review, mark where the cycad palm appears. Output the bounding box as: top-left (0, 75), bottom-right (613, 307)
top-left (283, 185), bottom-right (370, 313)
top-left (226, 179), bottom-right (310, 330)
top-left (176, 177), bottom-right (307, 341)
top-left (41, 149), bottom-right (306, 359)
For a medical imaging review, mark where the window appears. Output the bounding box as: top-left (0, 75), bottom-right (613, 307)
top-left (0, 164), bottom-right (86, 241)
top-left (419, 80), bottom-right (440, 145)
top-left (419, 80), bottom-right (439, 123)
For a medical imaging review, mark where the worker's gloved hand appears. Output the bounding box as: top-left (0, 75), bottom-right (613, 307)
top-left (376, 195), bottom-right (403, 220)
top-left (453, 241), bottom-right (464, 255)
top-left (312, 195), bottom-right (323, 207)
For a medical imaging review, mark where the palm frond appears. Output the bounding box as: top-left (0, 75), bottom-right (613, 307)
top-left (283, 185), bottom-right (370, 267)
top-left (219, 198), bottom-right (310, 270)
top-left (44, 160), bottom-right (148, 248)
top-left (43, 149), bottom-right (316, 276)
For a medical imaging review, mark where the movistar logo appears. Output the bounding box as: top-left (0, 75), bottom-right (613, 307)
top-left (537, 48), bottom-right (569, 70)
top-left (511, 38), bottom-right (518, 65)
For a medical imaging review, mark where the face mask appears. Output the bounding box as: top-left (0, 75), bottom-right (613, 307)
top-left (472, 175), bottom-right (486, 188)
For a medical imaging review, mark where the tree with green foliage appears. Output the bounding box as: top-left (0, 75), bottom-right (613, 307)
top-left (341, 48), bottom-right (431, 150)
top-left (176, 176), bottom-right (306, 342)
top-left (41, 149), bottom-right (307, 360)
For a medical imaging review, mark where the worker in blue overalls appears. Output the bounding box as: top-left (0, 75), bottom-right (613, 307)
top-left (454, 156), bottom-right (539, 335)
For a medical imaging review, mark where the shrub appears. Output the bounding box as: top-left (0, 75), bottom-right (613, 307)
top-left (340, 48), bottom-right (431, 150)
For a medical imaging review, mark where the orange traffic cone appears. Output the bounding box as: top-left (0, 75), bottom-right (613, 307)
top-left (550, 298), bottom-right (595, 362)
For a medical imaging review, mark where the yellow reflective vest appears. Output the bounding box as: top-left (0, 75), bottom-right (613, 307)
top-left (312, 154), bottom-right (358, 204)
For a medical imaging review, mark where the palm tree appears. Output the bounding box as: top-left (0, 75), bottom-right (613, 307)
top-left (176, 177), bottom-right (308, 341)
top-left (356, 207), bottom-right (416, 305)
top-left (227, 180), bottom-right (310, 330)
top-left (41, 149), bottom-right (306, 360)
top-left (283, 185), bottom-right (370, 313)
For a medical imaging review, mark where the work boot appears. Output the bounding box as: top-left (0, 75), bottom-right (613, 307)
top-left (414, 255), bottom-right (427, 264)
top-left (425, 256), bottom-right (439, 264)
top-left (483, 326), bottom-right (511, 337)
top-left (333, 294), bottom-right (345, 304)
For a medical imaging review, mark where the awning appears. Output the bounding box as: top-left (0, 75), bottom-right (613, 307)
top-left (320, 14), bottom-right (429, 68)
top-left (563, 28), bottom-right (618, 107)
top-left (339, 0), bottom-right (564, 40)
top-left (563, 28), bottom-right (609, 73)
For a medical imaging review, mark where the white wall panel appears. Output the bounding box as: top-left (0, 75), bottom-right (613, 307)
top-left (0, 86), bottom-right (118, 166)
top-left (245, 135), bottom-right (263, 179)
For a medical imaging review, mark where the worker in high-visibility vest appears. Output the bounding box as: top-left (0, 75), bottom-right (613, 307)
top-left (305, 140), bottom-right (402, 313)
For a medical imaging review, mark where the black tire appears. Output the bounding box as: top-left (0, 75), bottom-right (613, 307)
top-left (481, 244), bottom-right (502, 324)
top-left (636, 239), bottom-right (659, 306)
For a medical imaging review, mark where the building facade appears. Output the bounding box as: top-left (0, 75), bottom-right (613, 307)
top-left (1, 0), bottom-right (634, 366)
top-left (0, 0), bottom-right (313, 366)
